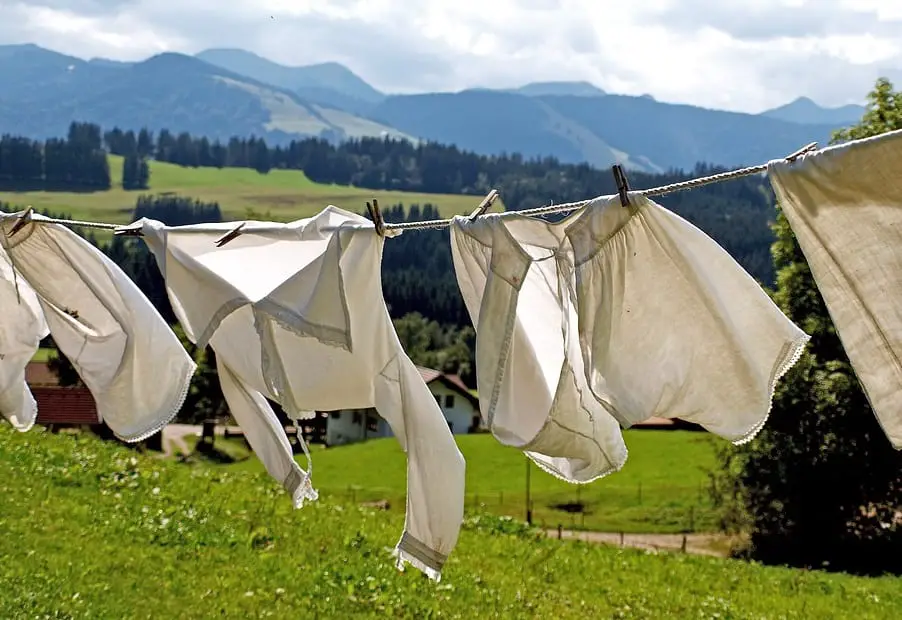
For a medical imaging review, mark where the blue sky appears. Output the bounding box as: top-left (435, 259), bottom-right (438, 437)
top-left (1, 0), bottom-right (900, 113)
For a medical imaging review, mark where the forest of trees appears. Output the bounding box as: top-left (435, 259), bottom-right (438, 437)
top-left (0, 122), bottom-right (111, 189)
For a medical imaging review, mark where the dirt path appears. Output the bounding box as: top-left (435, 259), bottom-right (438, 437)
top-left (161, 424), bottom-right (197, 457)
top-left (160, 423), bottom-right (246, 457)
top-left (544, 528), bottom-right (731, 557)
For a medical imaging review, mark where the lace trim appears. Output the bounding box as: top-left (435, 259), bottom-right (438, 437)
top-left (112, 357), bottom-right (198, 444)
top-left (393, 531), bottom-right (447, 582)
top-left (283, 463), bottom-right (319, 509)
top-left (286, 417), bottom-right (319, 508)
top-left (256, 300), bottom-right (351, 352)
top-left (731, 332), bottom-right (811, 446)
top-left (524, 442), bottom-right (626, 485)
top-left (195, 298), bottom-right (248, 349)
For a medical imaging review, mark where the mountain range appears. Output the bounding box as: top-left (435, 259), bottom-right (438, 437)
top-left (0, 44), bottom-right (868, 173)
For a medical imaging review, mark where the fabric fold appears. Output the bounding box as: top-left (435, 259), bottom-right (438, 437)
top-left (768, 129), bottom-right (902, 449)
top-left (0, 248), bottom-right (49, 432)
top-left (0, 212), bottom-right (196, 442)
top-left (571, 194), bottom-right (810, 445)
top-left (138, 206), bottom-right (465, 580)
top-left (451, 193), bottom-right (809, 482)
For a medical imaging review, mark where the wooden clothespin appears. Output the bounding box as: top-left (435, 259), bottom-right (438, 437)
top-left (8, 207), bottom-right (33, 236)
top-left (113, 222), bottom-right (144, 237)
top-left (785, 142), bottom-right (818, 162)
top-left (469, 189), bottom-right (500, 220)
top-left (215, 222), bottom-right (246, 247)
top-left (366, 199), bottom-right (385, 237)
top-left (612, 165), bottom-right (630, 207)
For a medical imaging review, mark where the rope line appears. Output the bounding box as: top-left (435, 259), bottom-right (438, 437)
top-left (1, 142), bottom-right (818, 235)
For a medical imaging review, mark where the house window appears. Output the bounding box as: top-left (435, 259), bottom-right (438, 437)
top-left (366, 413), bottom-right (378, 432)
top-left (445, 395), bottom-right (455, 409)
top-left (330, 411), bottom-right (340, 419)
top-left (352, 410), bottom-right (362, 425)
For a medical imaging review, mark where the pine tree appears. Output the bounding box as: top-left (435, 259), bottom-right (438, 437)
top-left (715, 78), bottom-right (902, 574)
top-left (122, 152), bottom-right (138, 190)
top-left (136, 157), bottom-right (150, 189)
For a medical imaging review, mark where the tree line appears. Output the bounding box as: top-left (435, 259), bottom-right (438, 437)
top-left (0, 122), bottom-right (111, 190)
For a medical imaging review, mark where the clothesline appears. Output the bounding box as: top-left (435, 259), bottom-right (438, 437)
top-left (1, 142), bottom-right (820, 235)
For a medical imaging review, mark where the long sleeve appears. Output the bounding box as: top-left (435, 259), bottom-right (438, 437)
top-left (0, 253), bottom-right (49, 432)
top-left (0, 214), bottom-right (197, 442)
top-left (217, 360), bottom-right (317, 508)
top-left (374, 352), bottom-right (465, 581)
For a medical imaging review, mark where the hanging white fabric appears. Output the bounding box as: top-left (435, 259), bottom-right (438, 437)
top-left (450, 211), bottom-right (628, 482)
top-left (136, 207), bottom-right (466, 581)
top-left (768, 128), bottom-right (902, 449)
top-left (0, 212), bottom-right (197, 442)
top-left (451, 194), bottom-right (809, 481)
top-left (0, 248), bottom-right (49, 432)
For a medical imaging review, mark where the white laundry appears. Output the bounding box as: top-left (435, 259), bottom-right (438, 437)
top-left (768, 129), bottom-right (902, 449)
top-left (137, 206), bottom-right (466, 581)
top-left (450, 212), bottom-right (629, 483)
top-left (0, 248), bottom-right (49, 432)
top-left (0, 212), bottom-right (197, 442)
top-left (451, 194), bottom-right (809, 481)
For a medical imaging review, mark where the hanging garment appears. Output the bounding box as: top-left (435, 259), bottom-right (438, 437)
top-left (450, 194), bottom-right (809, 481)
top-left (768, 129), bottom-right (902, 449)
top-left (136, 207), bottom-right (466, 581)
top-left (0, 248), bottom-right (49, 432)
top-left (0, 212), bottom-right (197, 442)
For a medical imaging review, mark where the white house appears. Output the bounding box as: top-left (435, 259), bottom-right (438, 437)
top-left (325, 366), bottom-right (481, 446)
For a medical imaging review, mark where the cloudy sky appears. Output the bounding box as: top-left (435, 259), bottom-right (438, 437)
top-left (1, 0), bottom-right (901, 113)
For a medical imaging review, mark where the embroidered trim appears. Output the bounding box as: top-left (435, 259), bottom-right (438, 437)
top-left (394, 531), bottom-right (447, 581)
top-left (731, 332), bottom-right (811, 446)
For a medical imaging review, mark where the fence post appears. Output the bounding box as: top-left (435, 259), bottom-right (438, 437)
top-left (619, 531), bottom-right (624, 547)
top-left (557, 524), bottom-right (562, 539)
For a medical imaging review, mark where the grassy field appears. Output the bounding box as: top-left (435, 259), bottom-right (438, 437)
top-left (187, 430), bottom-right (721, 534)
top-left (0, 425), bottom-right (898, 618)
top-left (0, 155), bottom-right (495, 226)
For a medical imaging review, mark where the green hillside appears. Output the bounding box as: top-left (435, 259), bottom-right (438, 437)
top-left (189, 430), bottom-right (720, 534)
top-left (0, 425), bottom-right (897, 618)
top-left (0, 154), bottom-right (494, 226)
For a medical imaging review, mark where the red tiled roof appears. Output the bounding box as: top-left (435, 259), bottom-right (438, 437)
top-left (442, 373), bottom-right (471, 394)
top-left (416, 366), bottom-right (479, 407)
top-left (33, 386), bottom-right (100, 425)
top-left (416, 366), bottom-right (442, 384)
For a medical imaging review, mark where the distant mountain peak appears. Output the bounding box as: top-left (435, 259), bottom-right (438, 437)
top-left (760, 96), bottom-right (865, 127)
top-left (194, 48), bottom-right (384, 108)
top-left (511, 81), bottom-right (606, 97)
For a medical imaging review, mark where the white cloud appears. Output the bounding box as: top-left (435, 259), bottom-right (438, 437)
top-left (1, 0), bottom-right (900, 112)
